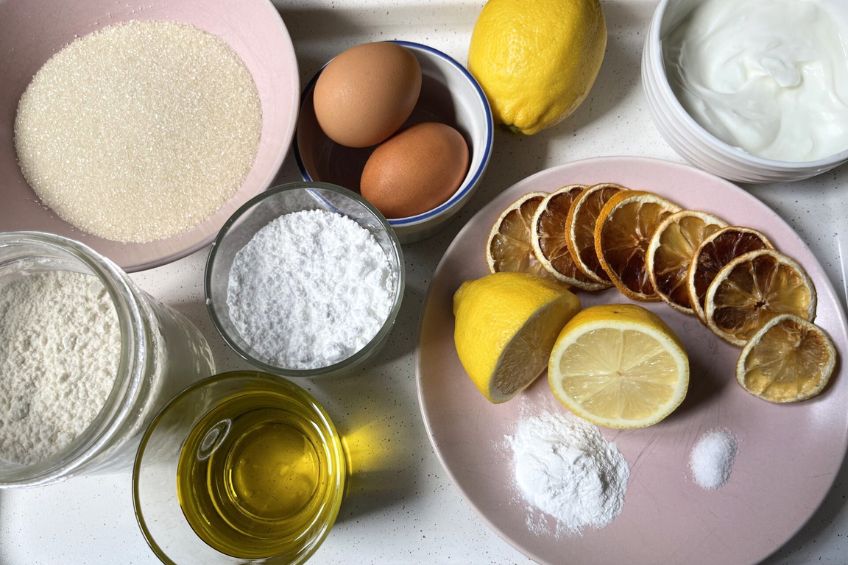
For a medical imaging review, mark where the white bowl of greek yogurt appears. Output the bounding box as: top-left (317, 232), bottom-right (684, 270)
top-left (643, 0), bottom-right (848, 183)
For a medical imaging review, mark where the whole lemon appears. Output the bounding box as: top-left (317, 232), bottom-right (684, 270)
top-left (468, 0), bottom-right (607, 135)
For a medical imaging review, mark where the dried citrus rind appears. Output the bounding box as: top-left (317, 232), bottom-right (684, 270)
top-left (646, 210), bottom-right (726, 314)
top-left (687, 226), bottom-right (774, 322)
top-left (564, 183), bottom-right (625, 287)
top-left (705, 249), bottom-right (816, 346)
top-left (736, 314), bottom-right (836, 403)
top-left (486, 192), bottom-right (551, 278)
top-left (594, 190), bottom-right (681, 301)
top-left (531, 185), bottom-right (609, 291)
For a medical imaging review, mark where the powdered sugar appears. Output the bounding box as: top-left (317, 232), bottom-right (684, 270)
top-left (507, 411), bottom-right (630, 536)
top-left (690, 429), bottom-right (737, 490)
top-left (226, 209), bottom-right (395, 369)
top-left (0, 271), bottom-right (120, 465)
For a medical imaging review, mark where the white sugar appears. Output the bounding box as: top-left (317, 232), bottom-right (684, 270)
top-left (690, 429), bottom-right (737, 490)
top-left (14, 20), bottom-right (261, 243)
top-left (226, 210), bottom-right (396, 370)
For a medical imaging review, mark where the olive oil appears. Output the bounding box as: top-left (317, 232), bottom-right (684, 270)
top-left (176, 384), bottom-right (345, 560)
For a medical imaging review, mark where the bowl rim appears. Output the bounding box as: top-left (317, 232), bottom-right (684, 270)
top-left (204, 181), bottom-right (405, 377)
top-left (647, 0), bottom-right (848, 171)
top-left (293, 39), bottom-right (494, 226)
top-left (9, 0), bottom-right (300, 274)
top-left (131, 370), bottom-right (347, 564)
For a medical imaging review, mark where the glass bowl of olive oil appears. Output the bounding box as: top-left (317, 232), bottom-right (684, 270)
top-left (133, 371), bottom-right (346, 564)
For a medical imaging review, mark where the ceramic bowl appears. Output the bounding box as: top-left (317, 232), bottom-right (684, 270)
top-left (642, 0), bottom-right (848, 183)
top-left (205, 182), bottom-right (405, 378)
top-left (294, 40), bottom-right (493, 243)
top-left (0, 0), bottom-right (299, 271)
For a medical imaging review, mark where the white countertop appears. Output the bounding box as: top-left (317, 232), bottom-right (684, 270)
top-left (2, 1), bottom-right (848, 563)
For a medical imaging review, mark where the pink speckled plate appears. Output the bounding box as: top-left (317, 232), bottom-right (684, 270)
top-left (417, 157), bottom-right (848, 565)
top-left (0, 0), bottom-right (299, 271)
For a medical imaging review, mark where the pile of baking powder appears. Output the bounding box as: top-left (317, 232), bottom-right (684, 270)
top-left (227, 210), bottom-right (396, 369)
top-left (0, 271), bottom-right (121, 465)
top-left (507, 411), bottom-right (630, 536)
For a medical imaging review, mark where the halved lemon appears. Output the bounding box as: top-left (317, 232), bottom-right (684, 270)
top-left (737, 314), bottom-right (836, 403)
top-left (548, 304), bottom-right (689, 429)
top-left (564, 183), bottom-right (624, 287)
top-left (705, 249), bottom-right (816, 346)
top-left (646, 210), bottom-right (726, 314)
top-left (594, 191), bottom-right (681, 301)
top-left (686, 226), bottom-right (774, 323)
top-left (487, 192), bottom-right (551, 278)
top-left (454, 272), bottom-right (581, 403)
top-left (531, 185), bottom-right (609, 291)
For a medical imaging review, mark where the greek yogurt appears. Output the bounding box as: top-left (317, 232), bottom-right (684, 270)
top-left (664, 0), bottom-right (848, 162)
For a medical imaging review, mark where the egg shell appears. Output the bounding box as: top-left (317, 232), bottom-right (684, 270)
top-left (313, 42), bottom-right (422, 148)
top-left (360, 122), bottom-right (469, 219)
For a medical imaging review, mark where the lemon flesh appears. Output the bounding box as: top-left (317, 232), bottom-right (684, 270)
top-left (453, 272), bottom-right (581, 403)
top-left (549, 304), bottom-right (689, 428)
top-left (467, 0), bottom-right (607, 135)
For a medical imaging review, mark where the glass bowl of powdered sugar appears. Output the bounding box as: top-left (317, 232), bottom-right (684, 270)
top-left (205, 182), bottom-right (404, 377)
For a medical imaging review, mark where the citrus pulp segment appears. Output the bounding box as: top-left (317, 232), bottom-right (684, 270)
top-left (705, 249), bottom-right (816, 346)
top-left (594, 191), bottom-right (681, 301)
top-left (531, 185), bottom-right (610, 291)
top-left (453, 272), bottom-right (581, 404)
top-left (486, 192), bottom-right (551, 278)
top-left (736, 314), bottom-right (836, 403)
top-left (564, 183), bottom-right (624, 287)
top-left (548, 304), bottom-right (689, 429)
top-left (646, 210), bottom-right (726, 314)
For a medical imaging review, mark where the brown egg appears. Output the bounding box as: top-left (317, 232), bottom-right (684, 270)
top-left (313, 42), bottom-right (422, 148)
top-left (360, 122), bottom-right (469, 218)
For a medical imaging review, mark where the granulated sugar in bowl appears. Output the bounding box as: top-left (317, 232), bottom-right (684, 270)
top-left (206, 182), bottom-right (405, 378)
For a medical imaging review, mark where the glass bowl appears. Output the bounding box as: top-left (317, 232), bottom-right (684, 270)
top-left (133, 371), bottom-right (347, 565)
top-left (205, 182), bottom-right (404, 377)
top-left (0, 232), bottom-right (214, 488)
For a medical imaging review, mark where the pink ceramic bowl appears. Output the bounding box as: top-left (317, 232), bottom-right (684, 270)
top-left (0, 0), bottom-right (299, 271)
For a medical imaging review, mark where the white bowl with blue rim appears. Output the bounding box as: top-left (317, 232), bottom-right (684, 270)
top-left (294, 40), bottom-right (493, 243)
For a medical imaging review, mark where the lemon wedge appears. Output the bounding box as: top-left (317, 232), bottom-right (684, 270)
top-left (548, 304), bottom-right (689, 428)
top-left (453, 272), bottom-right (580, 403)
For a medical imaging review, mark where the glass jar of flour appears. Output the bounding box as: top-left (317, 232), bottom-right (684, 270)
top-left (0, 232), bottom-right (215, 487)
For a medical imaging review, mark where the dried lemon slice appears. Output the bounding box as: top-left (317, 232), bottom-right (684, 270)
top-left (564, 182), bottom-right (624, 286)
top-left (594, 191), bottom-right (681, 301)
top-left (486, 192), bottom-right (550, 278)
top-left (548, 304), bottom-right (689, 429)
top-left (687, 226), bottom-right (774, 323)
top-left (705, 249), bottom-right (816, 346)
top-left (737, 314), bottom-right (836, 403)
top-left (646, 210), bottom-right (726, 314)
top-left (531, 185), bottom-right (609, 291)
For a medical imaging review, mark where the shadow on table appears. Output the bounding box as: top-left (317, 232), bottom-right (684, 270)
top-left (309, 365), bottom-right (424, 523)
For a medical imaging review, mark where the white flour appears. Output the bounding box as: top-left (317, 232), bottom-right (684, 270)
top-left (0, 271), bottom-right (121, 465)
top-left (227, 209), bottom-right (395, 369)
top-left (507, 411), bottom-right (630, 536)
top-left (690, 429), bottom-right (737, 490)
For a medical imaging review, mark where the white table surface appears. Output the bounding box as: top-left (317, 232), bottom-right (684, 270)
top-left (3, 1), bottom-right (848, 563)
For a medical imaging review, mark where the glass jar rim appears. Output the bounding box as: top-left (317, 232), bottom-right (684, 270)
top-left (0, 231), bottom-right (149, 487)
top-left (204, 182), bottom-right (405, 377)
top-left (132, 370), bottom-right (347, 564)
